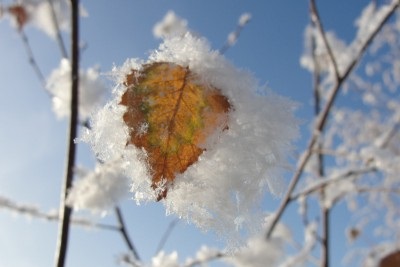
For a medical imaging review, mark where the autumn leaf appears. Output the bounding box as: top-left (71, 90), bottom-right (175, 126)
top-left (120, 62), bottom-right (231, 200)
top-left (8, 5), bottom-right (29, 30)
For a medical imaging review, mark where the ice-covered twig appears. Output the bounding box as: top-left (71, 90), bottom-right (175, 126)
top-left (184, 251), bottom-right (225, 267)
top-left (310, 0), bottom-right (340, 79)
top-left (219, 13), bottom-right (251, 54)
top-left (290, 167), bottom-right (377, 201)
top-left (265, 0), bottom-right (399, 239)
top-left (0, 195), bottom-right (119, 231)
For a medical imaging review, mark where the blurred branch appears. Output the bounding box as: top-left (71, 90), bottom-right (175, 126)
top-left (219, 13), bottom-right (251, 54)
top-left (54, 0), bottom-right (79, 266)
top-left (115, 206), bottom-right (141, 262)
top-left (19, 29), bottom-right (47, 90)
top-left (47, 0), bottom-right (68, 58)
top-left (310, 7), bottom-right (330, 265)
top-left (290, 166), bottom-right (377, 201)
top-left (184, 251), bottom-right (225, 267)
top-left (310, 0), bottom-right (339, 79)
top-left (0, 195), bottom-right (119, 231)
top-left (155, 218), bottom-right (179, 254)
top-left (265, 0), bottom-right (399, 240)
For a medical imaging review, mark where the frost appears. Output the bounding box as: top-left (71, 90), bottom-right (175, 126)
top-left (238, 13), bottom-right (252, 27)
top-left (153, 11), bottom-right (188, 39)
top-left (85, 32), bottom-right (298, 244)
top-left (46, 58), bottom-right (107, 121)
top-left (66, 161), bottom-right (130, 213)
top-left (226, 218), bottom-right (291, 267)
top-left (150, 251), bottom-right (179, 267)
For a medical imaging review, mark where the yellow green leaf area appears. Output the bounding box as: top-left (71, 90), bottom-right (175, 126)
top-left (120, 62), bottom-right (231, 200)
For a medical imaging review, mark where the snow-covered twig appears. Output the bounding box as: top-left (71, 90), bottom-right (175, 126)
top-left (184, 251), bottom-right (225, 267)
top-left (290, 167), bottom-right (377, 201)
top-left (265, 0), bottom-right (399, 240)
top-left (219, 12), bottom-right (251, 54)
top-left (0, 195), bottom-right (119, 231)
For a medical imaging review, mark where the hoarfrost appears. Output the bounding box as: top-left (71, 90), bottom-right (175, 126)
top-left (46, 58), bottom-right (107, 121)
top-left (85, 32), bottom-right (298, 244)
top-left (66, 161), bottom-right (130, 213)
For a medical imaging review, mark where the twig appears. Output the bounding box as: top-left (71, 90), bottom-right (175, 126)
top-left (184, 251), bottom-right (225, 267)
top-left (0, 195), bottom-right (119, 231)
top-left (310, 10), bottom-right (330, 266)
top-left (19, 29), bottom-right (47, 89)
top-left (115, 206), bottom-right (141, 262)
top-left (47, 0), bottom-right (68, 58)
top-left (265, 0), bottom-right (399, 239)
top-left (155, 218), bottom-right (179, 254)
top-left (219, 13), bottom-right (251, 54)
top-left (290, 167), bottom-right (377, 201)
top-left (310, 0), bottom-right (339, 78)
top-left (54, 1), bottom-right (79, 266)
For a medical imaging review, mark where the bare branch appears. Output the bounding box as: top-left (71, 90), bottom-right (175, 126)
top-left (47, 0), bottom-right (68, 58)
top-left (115, 206), bottom-right (141, 262)
top-left (19, 29), bottom-right (47, 90)
top-left (54, 1), bottom-right (79, 266)
top-left (155, 218), bottom-right (179, 254)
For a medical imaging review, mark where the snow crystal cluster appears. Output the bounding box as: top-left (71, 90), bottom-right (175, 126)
top-left (46, 58), bottom-right (107, 121)
top-left (80, 11), bottom-right (298, 245)
top-left (66, 162), bottom-right (130, 214)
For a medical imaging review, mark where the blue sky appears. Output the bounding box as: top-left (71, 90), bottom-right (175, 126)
top-left (0, 1), bottom-right (375, 266)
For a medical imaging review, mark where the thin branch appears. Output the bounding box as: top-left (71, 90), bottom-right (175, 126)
top-left (54, 1), bottom-right (79, 266)
top-left (115, 206), bottom-right (141, 262)
top-left (310, 0), bottom-right (340, 79)
top-left (310, 11), bottom-right (330, 266)
top-left (155, 218), bottom-right (179, 254)
top-left (47, 0), bottom-right (68, 58)
top-left (219, 13), bottom-right (251, 54)
top-left (19, 29), bottom-right (47, 89)
top-left (0, 196), bottom-right (119, 231)
top-left (265, 0), bottom-right (399, 239)
top-left (290, 167), bottom-right (377, 201)
top-left (184, 252), bottom-right (225, 267)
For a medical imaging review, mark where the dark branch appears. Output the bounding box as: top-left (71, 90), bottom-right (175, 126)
top-left (115, 206), bottom-right (141, 262)
top-left (54, 1), bottom-right (79, 266)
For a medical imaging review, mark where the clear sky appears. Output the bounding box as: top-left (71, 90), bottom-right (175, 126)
top-left (0, 1), bottom-right (373, 267)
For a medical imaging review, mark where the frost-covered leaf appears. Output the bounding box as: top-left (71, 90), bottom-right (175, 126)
top-left (85, 32), bottom-right (298, 243)
top-left (121, 62), bottom-right (231, 200)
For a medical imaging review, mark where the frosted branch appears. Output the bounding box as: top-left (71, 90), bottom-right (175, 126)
top-left (266, 0), bottom-right (399, 239)
top-left (219, 12), bottom-right (251, 54)
top-left (0, 195), bottom-right (118, 231)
